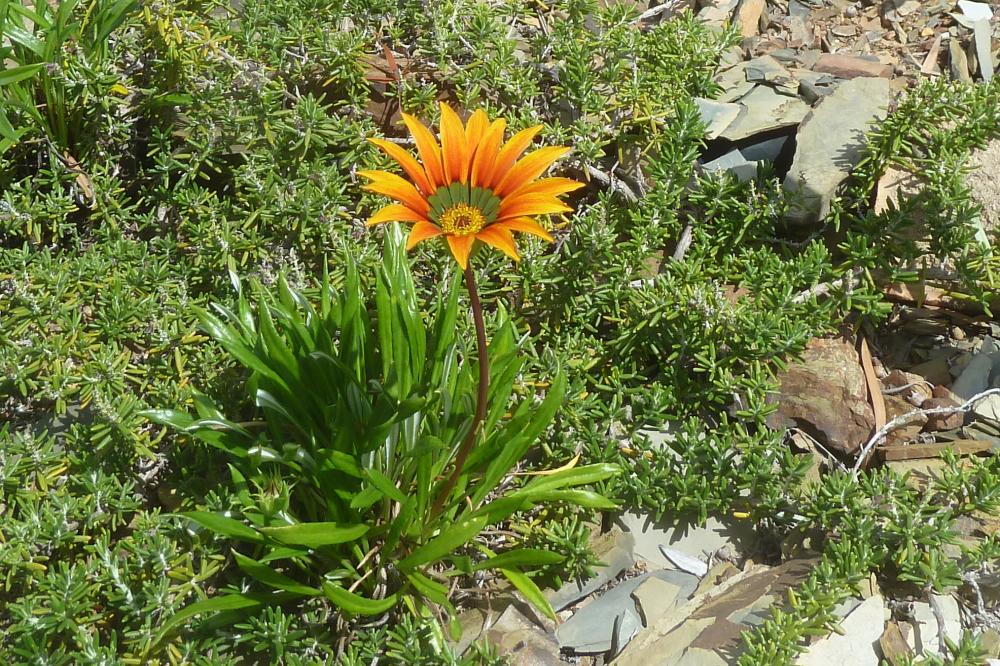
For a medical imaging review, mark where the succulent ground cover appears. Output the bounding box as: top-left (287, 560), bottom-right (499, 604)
top-left (1, 0), bottom-right (999, 664)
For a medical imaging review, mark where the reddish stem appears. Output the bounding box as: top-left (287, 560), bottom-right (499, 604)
top-left (432, 265), bottom-right (489, 516)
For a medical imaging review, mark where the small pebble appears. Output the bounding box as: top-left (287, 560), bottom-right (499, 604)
top-left (952, 326), bottom-right (966, 341)
top-left (845, 4), bottom-right (858, 18)
top-left (893, 64), bottom-right (906, 75)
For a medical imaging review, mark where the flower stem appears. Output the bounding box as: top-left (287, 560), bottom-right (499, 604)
top-left (432, 265), bottom-right (489, 515)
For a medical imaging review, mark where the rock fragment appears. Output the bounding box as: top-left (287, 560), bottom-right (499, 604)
top-left (617, 560), bottom-right (817, 665)
top-left (485, 605), bottom-right (561, 665)
top-left (736, 0), bottom-right (765, 37)
top-left (797, 595), bottom-right (886, 665)
top-left (556, 569), bottom-right (698, 655)
top-left (719, 86), bottom-right (809, 142)
top-left (813, 53), bottom-right (893, 79)
top-left (766, 336), bottom-right (875, 455)
top-left (694, 98), bottom-right (741, 139)
top-left (922, 396), bottom-right (963, 432)
top-left (697, 0), bottom-right (739, 25)
top-left (783, 76), bottom-right (891, 224)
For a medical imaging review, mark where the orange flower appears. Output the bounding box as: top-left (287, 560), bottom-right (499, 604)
top-left (359, 103), bottom-right (583, 269)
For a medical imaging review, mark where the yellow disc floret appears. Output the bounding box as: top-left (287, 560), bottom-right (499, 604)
top-left (439, 204), bottom-right (485, 237)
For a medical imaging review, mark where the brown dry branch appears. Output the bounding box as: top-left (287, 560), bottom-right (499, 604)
top-left (851, 388), bottom-right (1000, 476)
top-left (585, 164), bottom-right (639, 203)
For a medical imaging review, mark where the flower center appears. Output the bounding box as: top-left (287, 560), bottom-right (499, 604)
top-left (439, 204), bottom-right (485, 236)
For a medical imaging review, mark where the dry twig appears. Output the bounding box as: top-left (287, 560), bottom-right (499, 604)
top-left (851, 387), bottom-right (1000, 476)
top-left (791, 268), bottom-right (863, 305)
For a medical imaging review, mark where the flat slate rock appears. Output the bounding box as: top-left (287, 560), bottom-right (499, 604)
top-left (547, 528), bottom-right (635, 611)
top-left (797, 595), bottom-right (886, 665)
top-left (783, 76), bottom-right (891, 224)
top-left (719, 86), bottom-right (809, 142)
top-left (620, 512), bottom-right (752, 571)
top-left (617, 559), bottom-right (818, 665)
top-left (556, 569), bottom-right (699, 655)
top-left (694, 98), bottom-right (742, 139)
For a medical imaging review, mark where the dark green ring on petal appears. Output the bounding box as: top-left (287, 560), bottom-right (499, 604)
top-left (428, 183), bottom-right (501, 224)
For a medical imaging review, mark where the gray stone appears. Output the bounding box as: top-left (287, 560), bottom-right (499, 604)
top-left (702, 149), bottom-right (758, 182)
top-left (547, 528), bottom-right (635, 611)
top-left (618, 560), bottom-right (818, 665)
top-left (556, 569), bottom-right (698, 654)
top-left (484, 605), bottom-right (561, 666)
top-left (714, 63), bottom-right (756, 103)
top-left (783, 77), bottom-right (891, 224)
top-left (797, 595), bottom-right (886, 665)
top-left (954, 337), bottom-right (998, 390)
top-left (745, 55), bottom-right (791, 84)
top-left (633, 578), bottom-right (683, 626)
top-left (950, 38), bottom-right (972, 82)
top-left (694, 98), bottom-right (741, 139)
top-left (620, 512), bottom-right (751, 571)
top-left (952, 337), bottom-right (1000, 419)
top-left (740, 135), bottom-right (789, 163)
top-left (719, 86), bottom-right (810, 142)
top-left (908, 595), bottom-right (962, 656)
top-left (697, 0), bottom-right (739, 24)
top-left (673, 647), bottom-right (728, 666)
top-left (798, 79), bottom-right (836, 104)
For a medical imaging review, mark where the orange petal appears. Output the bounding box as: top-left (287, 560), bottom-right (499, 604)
top-left (358, 170), bottom-right (430, 214)
top-left (402, 112), bottom-right (445, 190)
top-left (465, 109), bottom-right (489, 147)
top-left (495, 146), bottom-right (571, 198)
top-left (446, 234), bottom-right (476, 270)
top-left (476, 226), bottom-right (520, 261)
top-left (484, 124), bottom-right (541, 190)
top-left (439, 102), bottom-right (469, 183)
top-left (406, 221), bottom-right (443, 249)
top-left (470, 119), bottom-right (506, 189)
top-left (497, 193), bottom-right (572, 220)
top-left (369, 138), bottom-right (434, 196)
top-left (492, 217), bottom-right (555, 243)
top-left (505, 176), bottom-right (584, 201)
top-left (367, 204), bottom-right (430, 226)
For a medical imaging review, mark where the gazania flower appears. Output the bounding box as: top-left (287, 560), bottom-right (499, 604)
top-left (359, 103), bottom-right (583, 269)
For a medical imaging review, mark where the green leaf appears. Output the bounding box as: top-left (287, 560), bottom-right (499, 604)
top-left (501, 568), bottom-right (556, 621)
top-left (182, 511), bottom-right (263, 544)
top-left (349, 485), bottom-right (382, 510)
top-left (0, 107), bottom-right (20, 143)
top-left (397, 515), bottom-right (489, 571)
top-left (362, 467), bottom-right (407, 504)
top-left (154, 591), bottom-right (301, 644)
top-left (199, 309), bottom-right (289, 391)
top-left (259, 522), bottom-right (369, 548)
top-left (232, 552), bottom-right (320, 595)
top-left (258, 546), bottom-right (309, 563)
top-left (518, 488), bottom-right (619, 510)
top-left (405, 570), bottom-right (449, 604)
top-left (140, 409), bottom-right (194, 430)
top-left (321, 581), bottom-right (398, 616)
top-left (521, 463), bottom-right (621, 494)
top-left (470, 549), bottom-right (564, 572)
top-left (0, 63), bottom-right (42, 86)
top-left (470, 373), bottom-right (568, 506)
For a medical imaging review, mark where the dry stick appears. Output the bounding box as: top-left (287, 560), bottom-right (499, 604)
top-left (431, 265), bottom-right (490, 516)
top-left (791, 268), bottom-right (863, 305)
top-left (926, 584), bottom-right (948, 656)
top-left (585, 164), bottom-right (639, 203)
top-left (672, 223), bottom-right (694, 261)
top-left (851, 387), bottom-right (1000, 476)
